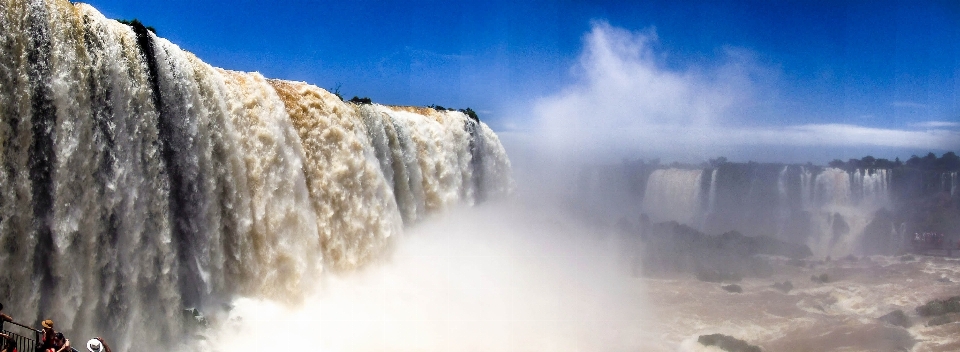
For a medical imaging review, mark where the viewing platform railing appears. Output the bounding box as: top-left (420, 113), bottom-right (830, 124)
top-left (1, 320), bottom-right (40, 352)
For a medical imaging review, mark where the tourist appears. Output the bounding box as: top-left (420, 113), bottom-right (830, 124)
top-left (1, 332), bottom-right (17, 352)
top-left (38, 320), bottom-right (71, 352)
top-left (84, 337), bottom-right (110, 352)
top-left (0, 303), bottom-right (13, 324)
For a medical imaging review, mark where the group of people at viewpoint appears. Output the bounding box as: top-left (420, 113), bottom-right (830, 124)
top-left (912, 232), bottom-right (959, 249)
top-left (0, 303), bottom-right (110, 352)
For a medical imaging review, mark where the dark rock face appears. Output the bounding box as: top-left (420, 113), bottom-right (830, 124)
top-left (878, 309), bottom-right (911, 328)
top-left (926, 315), bottom-right (953, 326)
top-left (722, 284), bottom-right (743, 293)
top-left (858, 208), bottom-right (901, 255)
top-left (698, 334), bottom-right (762, 352)
top-left (635, 221), bottom-right (812, 279)
top-left (916, 296), bottom-right (960, 317)
top-left (772, 281), bottom-right (793, 293)
top-left (810, 273), bottom-right (830, 284)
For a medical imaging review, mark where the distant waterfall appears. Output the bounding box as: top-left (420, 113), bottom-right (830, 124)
top-left (638, 165), bottom-right (892, 258)
top-left (800, 166), bottom-right (814, 209)
top-left (0, 0), bottom-right (512, 350)
top-left (945, 171), bottom-right (958, 196)
top-left (776, 166), bottom-right (790, 237)
top-left (812, 168), bottom-right (853, 207)
top-left (803, 168), bottom-right (890, 257)
top-left (641, 169), bottom-right (703, 225)
top-left (704, 168), bottom-right (718, 225)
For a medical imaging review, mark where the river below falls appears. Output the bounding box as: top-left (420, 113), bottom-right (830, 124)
top-left (642, 255), bottom-right (960, 352)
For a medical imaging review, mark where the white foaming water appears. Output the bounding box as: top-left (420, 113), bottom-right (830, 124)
top-left (642, 168), bottom-right (704, 224)
top-left (217, 72), bottom-right (322, 298)
top-left (0, 0), bottom-right (512, 350)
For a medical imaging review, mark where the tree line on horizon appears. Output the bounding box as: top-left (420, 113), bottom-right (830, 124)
top-left (615, 152), bottom-right (960, 176)
top-left (828, 152), bottom-right (960, 172)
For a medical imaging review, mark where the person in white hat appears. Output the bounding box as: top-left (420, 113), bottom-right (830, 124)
top-left (85, 337), bottom-right (111, 352)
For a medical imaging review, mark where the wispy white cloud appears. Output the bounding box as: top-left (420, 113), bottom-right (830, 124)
top-left (729, 124), bottom-right (960, 148)
top-left (909, 121), bottom-right (960, 129)
top-left (531, 22), bottom-right (959, 161)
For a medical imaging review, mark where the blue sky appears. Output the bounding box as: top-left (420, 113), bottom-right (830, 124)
top-left (84, 0), bottom-right (959, 162)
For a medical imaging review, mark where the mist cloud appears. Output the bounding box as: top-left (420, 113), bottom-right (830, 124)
top-left (533, 21), bottom-right (960, 162)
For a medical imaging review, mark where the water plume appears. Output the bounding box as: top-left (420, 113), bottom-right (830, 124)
top-left (198, 200), bottom-right (654, 352)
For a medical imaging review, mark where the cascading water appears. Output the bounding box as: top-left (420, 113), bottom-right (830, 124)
top-left (703, 168), bottom-right (718, 227)
top-left (944, 171), bottom-right (958, 196)
top-left (0, 0), bottom-right (512, 350)
top-left (776, 165), bottom-right (789, 237)
top-left (800, 166), bottom-right (814, 209)
top-left (641, 169), bottom-right (703, 225)
top-left (806, 168), bottom-right (892, 256)
top-left (638, 165), bottom-right (892, 257)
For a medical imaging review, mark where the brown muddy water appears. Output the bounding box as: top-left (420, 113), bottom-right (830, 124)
top-left (645, 255), bottom-right (960, 352)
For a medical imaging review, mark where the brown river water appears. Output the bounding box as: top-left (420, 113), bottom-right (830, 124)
top-left (644, 255), bottom-right (960, 352)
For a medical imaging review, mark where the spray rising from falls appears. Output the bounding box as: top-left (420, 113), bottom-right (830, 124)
top-left (0, 0), bottom-right (512, 349)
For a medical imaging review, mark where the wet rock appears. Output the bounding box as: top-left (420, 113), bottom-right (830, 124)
top-left (722, 284), bottom-right (743, 293)
top-left (698, 333), bottom-right (762, 352)
top-left (762, 323), bottom-right (914, 351)
top-left (772, 281), bottom-right (793, 293)
top-left (182, 307), bottom-right (208, 328)
top-left (899, 255), bottom-right (915, 262)
top-left (878, 309), bottom-right (911, 328)
top-left (916, 296), bottom-right (960, 317)
top-left (937, 277), bottom-right (951, 283)
top-left (927, 315), bottom-right (953, 326)
top-left (810, 273), bottom-right (830, 284)
top-left (842, 254), bottom-right (858, 261)
top-left (637, 222), bottom-right (810, 279)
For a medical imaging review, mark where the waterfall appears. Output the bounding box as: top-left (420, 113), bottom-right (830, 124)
top-left (804, 168), bottom-right (890, 257)
top-left (799, 166), bottom-right (814, 209)
top-left (641, 168), bottom-right (703, 225)
top-left (703, 168), bottom-right (718, 226)
top-left (950, 171), bottom-right (960, 195)
top-left (945, 171), bottom-right (957, 196)
top-left (813, 168), bottom-right (852, 208)
top-left (0, 0), bottom-right (512, 350)
top-left (776, 165), bottom-right (789, 237)
top-left (859, 169), bottom-right (889, 206)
